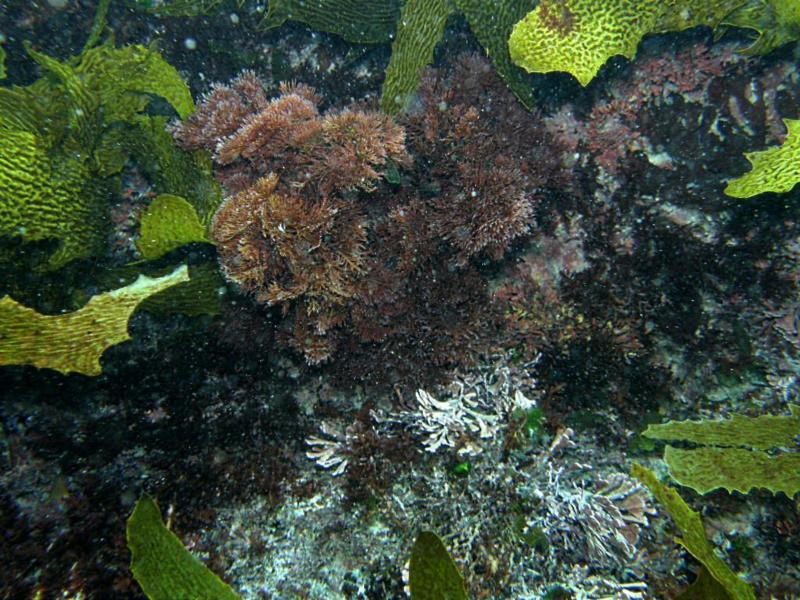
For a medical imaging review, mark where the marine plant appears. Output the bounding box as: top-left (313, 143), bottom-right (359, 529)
top-left (409, 531), bottom-right (468, 600)
top-left (133, 0), bottom-right (539, 113)
top-left (127, 495), bottom-right (242, 600)
top-left (508, 0), bottom-right (800, 86)
top-left (632, 464), bottom-right (756, 600)
top-left (173, 56), bottom-right (560, 373)
top-left (0, 38), bottom-right (196, 269)
top-left (642, 405), bottom-right (800, 495)
top-left (725, 118), bottom-right (800, 197)
top-left (0, 266), bottom-right (189, 376)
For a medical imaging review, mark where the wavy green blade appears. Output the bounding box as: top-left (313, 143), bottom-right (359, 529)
top-left (642, 405), bottom-right (800, 450)
top-left (380, 0), bottom-right (454, 114)
top-left (664, 446), bottom-right (800, 495)
top-left (0, 266), bottom-right (189, 376)
top-left (725, 119), bottom-right (800, 197)
top-left (127, 495), bottom-right (241, 600)
top-left (137, 194), bottom-right (211, 260)
top-left (409, 531), bottom-right (468, 600)
top-left (632, 464), bottom-right (756, 600)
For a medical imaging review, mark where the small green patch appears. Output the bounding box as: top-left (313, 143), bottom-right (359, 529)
top-left (137, 194), bottom-right (211, 260)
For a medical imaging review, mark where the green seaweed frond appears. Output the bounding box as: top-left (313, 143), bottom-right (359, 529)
top-left (508, 0), bottom-right (799, 87)
top-left (0, 37), bottom-right (198, 269)
top-left (260, 0), bottom-right (402, 43)
top-left (643, 405), bottom-right (800, 496)
top-left (409, 531), bottom-right (468, 600)
top-left (632, 464), bottom-right (756, 600)
top-left (725, 118), bottom-right (800, 198)
top-left (0, 266), bottom-right (189, 376)
top-left (127, 495), bottom-right (242, 600)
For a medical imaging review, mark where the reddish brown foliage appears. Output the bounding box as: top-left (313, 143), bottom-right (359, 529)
top-left (179, 58), bottom-right (566, 381)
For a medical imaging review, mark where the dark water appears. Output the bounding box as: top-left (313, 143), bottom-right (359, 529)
top-left (1, 1), bottom-right (799, 598)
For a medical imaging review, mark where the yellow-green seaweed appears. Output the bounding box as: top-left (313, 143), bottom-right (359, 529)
top-left (643, 405), bottom-right (800, 496)
top-left (724, 118), bottom-right (800, 197)
top-left (632, 464), bottom-right (756, 600)
top-left (676, 567), bottom-right (738, 600)
top-left (137, 194), bottom-right (211, 261)
top-left (508, 0), bottom-right (741, 86)
top-left (380, 0), bottom-right (454, 114)
top-left (0, 46), bottom-right (6, 80)
top-left (260, 0), bottom-right (402, 43)
top-left (409, 531), bottom-right (468, 600)
top-left (642, 404), bottom-right (800, 449)
top-left (127, 495), bottom-right (241, 600)
top-left (0, 39), bottom-right (195, 268)
top-left (722, 0), bottom-right (800, 55)
top-left (0, 265), bottom-right (189, 376)
top-left (663, 446), bottom-right (800, 495)
top-left (452, 0), bottom-right (537, 109)
top-left (124, 115), bottom-right (223, 225)
top-left (141, 262), bottom-right (226, 317)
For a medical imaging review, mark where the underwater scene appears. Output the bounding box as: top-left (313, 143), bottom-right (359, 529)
top-left (1, 0), bottom-right (800, 598)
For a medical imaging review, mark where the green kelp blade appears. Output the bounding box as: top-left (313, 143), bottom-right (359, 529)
top-left (409, 531), bottom-right (468, 600)
top-left (259, 0), bottom-right (401, 44)
top-left (137, 194), bottom-right (211, 260)
top-left (0, 265), bottom-right (189, 376)
top-left (127, 495), bottom-right (241, 600)
top-left (77, 40), bottom-right (195, 122)
top-left (632, 464), bottom-right (756, 600)
top-left (725, 118), bottom-right (800, 197)
top-left (453, 0), bottom-right (537, 110)
top-left (722, 0), bottom-right (800, 56)
top-left (642, 405), bottom-right (800, 450)
top-left (126, 115), bottom-right (223, 225)
top-left (664, 446), bottom-right (800, 496)
top-left (676, 567), bottom-right (735, 600)
top-left (380, 0), bottom-right (454, 114)
top-left (0, 46), bottom-right (6, 80)
top-left (141, 262), bottom-right (226, 317)
top-left (508, 0), bottom-right (741, 86)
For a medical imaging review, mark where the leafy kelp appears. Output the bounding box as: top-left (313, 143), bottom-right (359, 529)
top-left (127, 495), bottom-right (242, 600)
top-left (508, 0), bottom-right (800, 86)
top-left (0, 38), bottom-right (195, 269)
top-left (260, 0), bottom-right (402, 43)
top-left (380, 0), bottom-right (454, 114)
top-left (0, 266), bottom-right (189, 376)
top-left (643, 406), bottom-right (800, 495)
top-left (137, 195), bottom-right (211, 261)
top-left (725, 119), bottom-right (800, 197)
top-left (409, 531), bottom-right (468, 600)
top-left (632, 464), bottom-right (756, 600)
